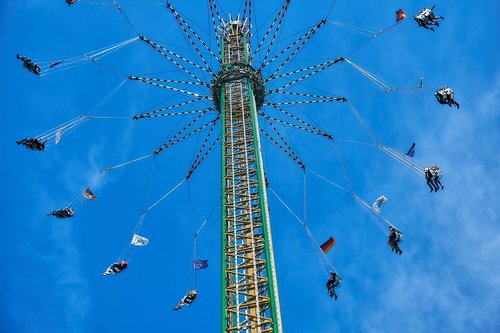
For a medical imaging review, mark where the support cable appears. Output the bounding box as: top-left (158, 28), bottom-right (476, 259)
top-left (128, 76), bottom-right (206, 86)
top-left (330, 139), bottom-right (353, 192)
top-left (265, 58), bottom-right (344, 82)
top-left (269, 57), bottom-right (344, 92)
top-left (154, 115), bottom-right (220, 155)
top-left (267, 20), bottom-right (326, 80)
top-left (325, 0), bottom-right (338, 20)
top-left (268, 186), bottom-right (336, 275)
top-left (264, 115), bottom-right (304, 166)
top-left (139, 36), bottom-right (210, 86)
top-left (103, 153), bottom-right (154, 172)
top-left (308, 170), bottom-right (395, 234)
top-left (32, 38), bottom-right (139, 76)
top-left (129, 75), bottom-right (205, 98)
top-left (274, 90), bottom-right (342, 100)
top-left (139, 39), bottom-right (212, 76)
top-left (345, 101), bottom-right (379, 144)
top-left (327, 16), bottom-right (414, 56)
top-left (153, 111), bottom-right (207, 152)
top-left (308, 170), bottom-right (349, 193)
top-left (186, 118), bottom-right (219, 178)
top-left (135, 108), bottom-right (212, 120)
top-left (260, 113), bottom-right (331, 139)
top-left (260, 127), bottom-right (305, 169)
top-left (345, 58), bottom-right (397, 92)
top-left (261, 20), bottom-right (324, 71)
top-left (265, 98), bottom-right (345, 106)
top-left (334, 138), bottom-right (428, 177)
top-left (192, 200), bottom-right (219, 241)
top-left (133, 97), bottom-right (206, 119)
top-left (253, 0), bottom-right (291, 64)
top-left (351, 192), bottom-right (395, 229)
top-left (267, 104), bottom-right (331, 138)
top-left (120, 156), bottom-right (157, 262)
top-left (243, 0), bottom-right (253, 29)
top-left (186, 180), bottom-right (198, 290)
top-left (209, 0), bottom-right (222, 55)
top-left (111, 0), bottom-right (141, 36)
top-left (167, 2), bottom-right (219, 67)
top-left (141, 178), bottom-right (187, 215)
top-left (186, 136), bottom-right (220, 179)
top-left (303, 170), bottom-right (307, 226)
top-left (378, 146), bottom-right (427, 176)
top-left (59, 170), bottom-right (108, 214)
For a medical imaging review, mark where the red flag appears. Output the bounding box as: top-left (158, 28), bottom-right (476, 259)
top-left (396, 9), bottom-right (407, 22)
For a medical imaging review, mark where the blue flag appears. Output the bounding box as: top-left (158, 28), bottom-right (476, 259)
top-left (193, 259), bottom-right (208, 270)
top-left (406, 143), bottom-right (416, 157)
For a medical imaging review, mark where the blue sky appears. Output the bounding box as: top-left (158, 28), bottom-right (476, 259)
top-left (1, 0), bottom-right (499, 332)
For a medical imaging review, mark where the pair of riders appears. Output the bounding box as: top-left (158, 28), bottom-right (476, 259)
top-left (388, 226), bottom-right (403, 255)
top-left (16, 138), bottom-right (46, 151)
top-left (425, 166), bottom-right (444, 192)
top-left (435, 86), bottom-right (460, 109)
top-left (47, 208), bottom-right (74, 218)
top-left (102, 261), bottom-right (128, 276)
top-left (326, 271), bottom-right (341, 300)
top-left (415, 6), bottom-right (444, 32)
top-left (16, 54), bottom-right (41, 75)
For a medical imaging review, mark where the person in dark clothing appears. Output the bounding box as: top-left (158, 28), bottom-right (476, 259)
top-left (435, 87), bottom-right (459, 109)
top-left (17, 54), bottom-right (42, 75)
top-left (47, 208), bottom-right (74, 218)
top-left (431, 165), bottom-right (444, 190)
top-left (326, 271), bottom-right (341, 300)
top-left (414, 6), bottom-right (444, 32)
top-left (16, 138), bottom-right (46, 151)
top-left (388, 226), bottom-right (403, 255)
top-left (425, 167), bottom-right (439, 192)
top-left (174, 290), bottom-right (198, 310)
top-left (102, 261), bottom-right (128, 276)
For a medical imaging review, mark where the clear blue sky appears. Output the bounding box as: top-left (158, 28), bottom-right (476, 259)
top-left (2, 1), bottom-right (499, 332)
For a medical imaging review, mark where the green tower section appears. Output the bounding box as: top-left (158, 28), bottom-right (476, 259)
top-left (214, 16), bottom-right (283, 333)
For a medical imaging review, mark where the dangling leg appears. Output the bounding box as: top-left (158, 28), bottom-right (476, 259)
top-left (388, 239), bottom-right (397, 253)
top-left (427, 179), bottom-right (435, 192)
top-left (435, 178), bottom-right (444, 190)
top-left (432, 179), bottom-right (440, 192)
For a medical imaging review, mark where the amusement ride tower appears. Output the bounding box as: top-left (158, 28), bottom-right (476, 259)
top-left (215, 16), bottom-right (282, 333)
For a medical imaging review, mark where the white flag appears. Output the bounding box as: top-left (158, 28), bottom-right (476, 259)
top-left (371, 195), bottom-right (388, 214)
top-left (55, 128), bottom-right (63, 144)
top-left (131, 234), bottom-right (149, 246)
